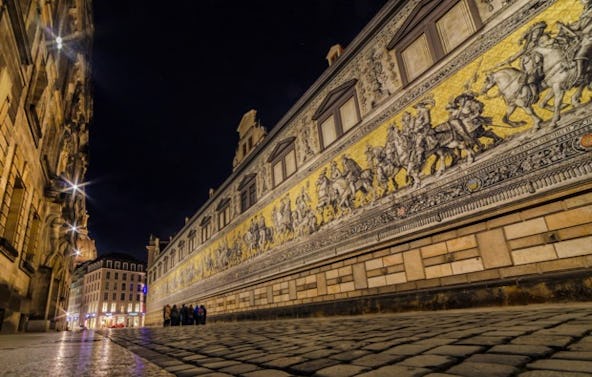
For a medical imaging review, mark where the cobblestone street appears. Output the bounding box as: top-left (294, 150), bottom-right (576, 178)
top-left (2, 303), bottom-right (592, 376)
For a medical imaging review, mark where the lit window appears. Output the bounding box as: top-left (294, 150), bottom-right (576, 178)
top-left (216, 198), bottom-right (231, 229)
top-left (238, 174), bottom-right (257, 213)
top-left (268, 138), bottom-right (297, 187)
top-left (387, 0), bottom-right (481, 85)
top-left (313, 79), bottom-right (360, 150)
top-left (200, 216), bottom-right (211, 243)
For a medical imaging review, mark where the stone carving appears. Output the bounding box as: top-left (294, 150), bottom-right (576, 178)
top-left (299, 119), bottom-right (316, 164)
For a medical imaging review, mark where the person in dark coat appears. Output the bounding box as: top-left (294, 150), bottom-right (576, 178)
top-left (199, 305), bottom-right (207, 325)
top-left (187, 305), bottom-right (194, 325)
top-left (170, 304), bottom-right (180, 326)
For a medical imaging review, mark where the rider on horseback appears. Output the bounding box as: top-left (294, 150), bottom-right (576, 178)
top-left (494, 21), bottom-right (551, 104)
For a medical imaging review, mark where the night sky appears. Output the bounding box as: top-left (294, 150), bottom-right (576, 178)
top-left (88, 1), bottom-right (390, 262)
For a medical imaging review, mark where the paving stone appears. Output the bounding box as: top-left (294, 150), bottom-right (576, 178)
top-left (425, 345), bottom-right (484, 357)
top-left (511, 335), bottom-right (574, 348)
top-left (173, 367), bottom-right (216, 376)
top-left (466, 353), bottom-right (530, 367)
top-left (242, 370), bottom-right (293, 377)
top-left (289, 358), bottom-right (340, 374)
top-left (315, 364), bottom-right (371, 377)
top-left (488, 345), bottom-right (553, 357)
top-left (329, 349), bottom-right (371, 361)
top-left (199, 360), bottom-right (241, 369)
top-left (456, 336), bottom-right (510, 346)
top-left (218, 363), bottom-right (260, 374)
top-left (351, 352), bottom-right (405, 367)
top-left (384, 344), bottom-right (438, 355)
top-left (262, 356), bottom-right (307, 368)
top-left (399, 355), bottom-right (457, 369)
top-left (552, 351), bottom-right (592, 361)
top-left (165, 364), bottom-right (198, 373)
top-left (518, 371), bottom-right (592, 377)
top-left (356, 365), bottom-right (431, 377)
top-left (414, 338), bottom-right (458, 346)
top-left (182, 354), bottom-right (209, 362)
top-left (527, 359), bottom-right (592, 373)
top-left (301, 348), bottom-right (338, 358)
top-left (446, 362), bottom-right (518, 377)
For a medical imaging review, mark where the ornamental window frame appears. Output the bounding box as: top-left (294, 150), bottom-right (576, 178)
top-left (312, 79), bottom-right (361, 150)
top-left (387, 0), bottom-right (482, 86)
top-left (267, 137), bottom-right (297, 188)
top-left (238, 174), bottom-right (257, 213)
top-left (216, 198), bottom-right (231, 230)
top-left (200, 216), bottom-right (211, 243)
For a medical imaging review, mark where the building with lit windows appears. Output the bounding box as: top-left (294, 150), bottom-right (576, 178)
top-left (0, 0), bottom-right (95, 333)
top-left (71, 253), bottom-right (146, 329)
top-left (146, 0), bottom-right (592, 325)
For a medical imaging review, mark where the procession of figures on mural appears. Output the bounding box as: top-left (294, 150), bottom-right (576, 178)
top-left (162, 2), bottom-right (592, 290)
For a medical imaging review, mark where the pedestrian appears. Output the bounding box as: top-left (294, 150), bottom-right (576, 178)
top-left (170, 304), bottom-right (180, 326)
top-left (180, 304), bottom-right (186, 325)
top-left (198, 304), bottom-right (207, 325)
top-left (163, 304), bottom-right (171, 327)
top-left (193, 304), bottom-right (200, 325)
top-left (187, 304), bottom-right (194, 325)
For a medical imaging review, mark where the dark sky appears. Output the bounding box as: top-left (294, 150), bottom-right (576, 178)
top-left (87, 1), bottom-right (390, 262)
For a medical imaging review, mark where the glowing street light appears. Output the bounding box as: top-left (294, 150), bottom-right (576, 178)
top-left (56, 36), bottom-right (63, 50)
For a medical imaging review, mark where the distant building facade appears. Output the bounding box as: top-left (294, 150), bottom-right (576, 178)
top-left (147, 0), bottom-right (592, 325)
top-left (0, 0), bottom-right (94, 333)
top-left (67, 253), bottom-right (146, 329)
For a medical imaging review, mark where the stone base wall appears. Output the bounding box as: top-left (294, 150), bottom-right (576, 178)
top-left (146, 186), bottom-right (592, 325)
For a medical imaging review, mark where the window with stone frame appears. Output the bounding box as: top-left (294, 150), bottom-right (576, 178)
top-left (216, 198), bottom-right (231, 230)
top-left (188, 229), bottom-right (196, 252)
top-left (0, 173), bottom-right (26, 260)
top-left (21, 209), bottom-right (40, 271)
top-left (387, 0), bottom-right (482, 86)
top-left (238, 174), bottom-right (257, 213)
top-left (268, 137), bottom-right (297, 188)
top-left (200, 216), bottom-right (211, 243)
top-left (313, 79), bottom-right (361, 150)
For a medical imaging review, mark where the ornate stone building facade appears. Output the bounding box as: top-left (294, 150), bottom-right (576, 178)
top-left (0, 0), bottom-right (94, 333)
top-left (147, 0), bottom-right (592, 325)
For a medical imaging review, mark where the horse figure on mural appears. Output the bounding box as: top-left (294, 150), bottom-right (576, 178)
top-left (481, 16), bottom-right (592, 129)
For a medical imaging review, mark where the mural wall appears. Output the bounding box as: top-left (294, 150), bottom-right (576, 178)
top-left (147, 0), bottom-right (592, 322)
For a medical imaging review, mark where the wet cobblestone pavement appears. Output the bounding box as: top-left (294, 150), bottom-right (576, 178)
top-left (2, 303), bottom-right (592, 376)
top-left (99, 303), bottom-right (592, 377)
top-left (0, 330), bottom-right (173, 377)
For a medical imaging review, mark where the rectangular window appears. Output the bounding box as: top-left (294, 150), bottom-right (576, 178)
top-left (273, 161), bottom-right (283, 187)
top-left (136, 294), bottom-right (140, 302)
top-left (104, 292), bottom-right (108, 300)
top-left (339, 97), bottom-right (358, 132)
top-left (110, 302), bottom-right (116, 312)
top-left (122, 273), bottom-right (127, 280)
top-left (102, 302), bottom-right (108, 312)
top-left (390, 0), bottom-right (482, 85)
top-left (2, 176), bottom-right (26, 247)
top-left (112, 292), bottom-right (116, 300)
top-left (401, 34), bottom-right (433, 82)
top-left (120, 293), bottom-right (125, 301)
top-left (114, 272), bottom-right (119, 280)
top-left (320, 116), bottom-right (337, 148)
top-left (436, 0), bottom-right (476, 53)
top-left (105, 281), bottom-right (109, 290)
top-left (106, 271), bottom-right (110, 279)
top-left (269, 139), bottom-right (297, 188)
top-left (135, 303), bottom-right (140, 312)
top-left (121, 283), bottom-right (125, 290)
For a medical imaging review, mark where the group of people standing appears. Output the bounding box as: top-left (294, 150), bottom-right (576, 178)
top-left (163, 304), bottom-right (206, 326)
